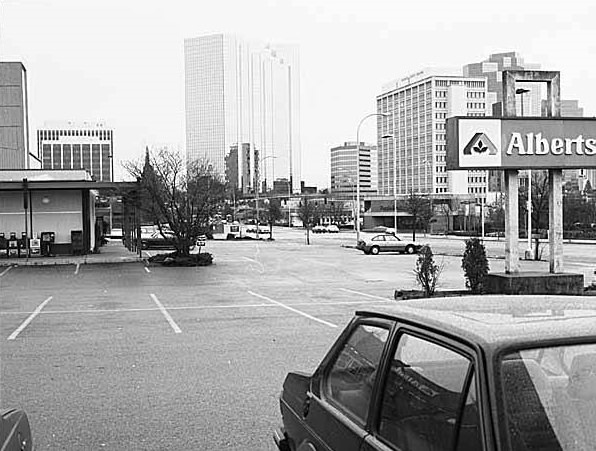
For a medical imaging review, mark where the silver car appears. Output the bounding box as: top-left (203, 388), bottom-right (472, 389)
top-left (357, 233), bottom-right (421, 255)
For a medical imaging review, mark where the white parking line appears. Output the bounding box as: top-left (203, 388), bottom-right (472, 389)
top-left (566, 262), bottom-right (595, 268)
top-left (0, 266), bottom-right (13, 278)
top-left (7, 296), bottom-right (53, 340)
top-left (0, 300), bottom-right (396, 316)
top-left (149, 294), bottom-right (182, 334)
top-left (144, 267), bottom-right (151, 273)
top-left (74, 263), bottom-right (80, 275)
top-left (248, 291), bottom-right (337, 328)
top-left (340, 288), bottom-right (393, 301)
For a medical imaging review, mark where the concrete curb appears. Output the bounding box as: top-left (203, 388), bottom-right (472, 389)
top-left (0, 256), bottom-right (144, 267)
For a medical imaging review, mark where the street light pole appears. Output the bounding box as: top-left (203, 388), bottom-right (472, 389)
top-left (255, 155), bottom-right (277, 239)
top-left (516, 87), bottom-right (532, 256)
top-left (287, 181), bottom-right (292, 228)
top-left (380, 133), bottom-right (397, 231)
top-left (356, 113), bottom-right (388, 244)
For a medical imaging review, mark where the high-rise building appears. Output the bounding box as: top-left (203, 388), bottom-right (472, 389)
top-left (184, 33), bottom-right (301, 193)
top-left (463, 52), bottom-right (542, 116)
top-left (0, 62), bottom-right (32, 169)
top-left (377, 69), bottom-right (489, 201)
top-left (38, 121), bottom-right (114, 182)
top-left (330, 142), bottom-right (378, 197)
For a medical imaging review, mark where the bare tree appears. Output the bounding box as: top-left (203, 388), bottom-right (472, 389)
top-left (324, 200), bottom-right (344, 225)
top-left (264, 199), bottom-right (283, 239)
top-left (406, 190), bottom-right (431, 241)
top-left (124, 147), bottom-right (227, 256)
top-left (297, 198), bottom-right (321, 245)
top-left (439, 198), bottom-right (459, 234)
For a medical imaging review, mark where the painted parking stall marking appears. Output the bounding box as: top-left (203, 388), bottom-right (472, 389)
top-left (150, 294), bottom-right (182, 334)
top-left (0, 299), bottom-right (396, 317)
top-left (248, 291), bottom-right (338, 328)
top-left (7, 296), bottom-right (53, 340)
top-left (340, 288), bottom-right (393, 301)
top-left (0, 266), bottom-right (13, 278)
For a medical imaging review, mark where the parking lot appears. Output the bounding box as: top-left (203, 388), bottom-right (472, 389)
top-left (1, 229), bottom-right (595, 450)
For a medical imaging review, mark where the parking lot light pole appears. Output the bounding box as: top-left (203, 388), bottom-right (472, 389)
top-left (517, 87), bottom-right (532, 256)
top-left (380, 133), bottom-right (397, 231)
top-left (256, 155), bottom-right (276, 239)
top-left (356, 113), bottom-right (389, 244)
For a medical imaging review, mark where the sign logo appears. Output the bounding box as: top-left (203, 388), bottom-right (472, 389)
top-left (464, 132), bottom-right (498, 156)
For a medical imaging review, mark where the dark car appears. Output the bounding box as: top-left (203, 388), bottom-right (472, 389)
top-left (141, 231), bottom-right (176, 250)
top-left (356, 233), bottom-right (421, 255)
top-left (274, 295), bottom-right (596, 451)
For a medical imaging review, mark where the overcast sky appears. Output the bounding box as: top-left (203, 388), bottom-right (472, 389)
top-left (2, 0), bottom-right (596, 187)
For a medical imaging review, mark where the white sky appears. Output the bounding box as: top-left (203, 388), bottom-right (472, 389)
top-left (2, 0), bottom-right (596, 187)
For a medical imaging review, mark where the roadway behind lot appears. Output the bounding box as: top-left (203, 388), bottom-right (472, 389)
top-left (1, 228), bottom-right (595, 450)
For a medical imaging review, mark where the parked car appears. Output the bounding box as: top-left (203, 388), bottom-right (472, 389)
top-left (312, 225), bottom-right (327, 233)
top-left (141, 230), bottom-right (176, 249)
top-left (274, 295), bottom-right (596, 451)
top-left (356, 233), bottom-right (421, 255)
top-left (325, 225), bottom-right (340, 233)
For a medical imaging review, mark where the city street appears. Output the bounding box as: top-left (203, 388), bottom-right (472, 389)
top-left (1, 229), bottom-right (595, 450)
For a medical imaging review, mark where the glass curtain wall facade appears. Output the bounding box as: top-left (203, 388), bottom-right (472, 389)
top-left (184, 34), bottom-right (301, 193)
top-left (377, 73), bottom-right (488, 201)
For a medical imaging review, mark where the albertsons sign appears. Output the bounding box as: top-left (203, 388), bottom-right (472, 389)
top-left (446, 117), bottom-right (596, 170)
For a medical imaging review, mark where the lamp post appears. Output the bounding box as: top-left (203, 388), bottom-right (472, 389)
top-left (516, 87), bottom-right (532, 256)
top-left (380, 134), bottom-right (397, 231)
top-left (422, 159), bottom-right (432, 234)
top-left (287, 181), bottom-right (292, 228)
top-left (255, 155), bottom-right (276, 239)
top-left (341, 175), bottom-right (356, 230)
top-left (355, 113), bottom-right (389, 244)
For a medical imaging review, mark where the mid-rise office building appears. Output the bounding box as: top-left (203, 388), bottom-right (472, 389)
top-left (0, 62), bottom-right (33, 169)
top-left (38, 121), bottom-right (113, 182)
top-left (184, 33), bottom-right (301, 193)
top-left (377, 69), bottom-right (489, 201)
top-left (330, 142), bottom-right (378, 197)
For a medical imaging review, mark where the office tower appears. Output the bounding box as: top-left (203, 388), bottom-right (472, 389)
top-left (377, 69), bottom-right (489, 201)
top-left (330, 142), bottom-right (378, 197)
top-left (184, 33), bottom-right (301, 193)
top-left (0, 62), bottom-right (31, 169)
top-left (38, 121), bottom-right (114, 181)
top-left (463, 52), bottom-right (542, 116)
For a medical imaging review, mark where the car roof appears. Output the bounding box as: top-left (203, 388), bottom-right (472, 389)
top-left (357, 295), bottom-right (596, 352)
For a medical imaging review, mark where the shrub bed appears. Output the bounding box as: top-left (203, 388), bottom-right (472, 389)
top-left (148, 251), bottom-right (213, 267)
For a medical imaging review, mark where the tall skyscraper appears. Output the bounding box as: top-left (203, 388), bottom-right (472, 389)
top-left (38, 121), bottom-right (114, 181)
top-left (330, 142), bottom-right (378, 197)
top-left (377, 69), bottom-right (489, 201)
top-left (0, 62), bottom-right (32, 169)
top-left (184, 34), bottom-right (301, 193)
